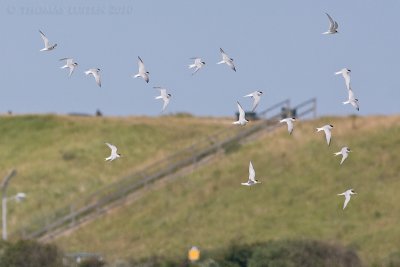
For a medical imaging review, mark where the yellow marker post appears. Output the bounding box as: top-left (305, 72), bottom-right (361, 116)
top-left (188, 246), bottom-right (200, 262)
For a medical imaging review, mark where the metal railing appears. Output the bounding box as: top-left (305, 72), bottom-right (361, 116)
top-left (293, 97), bottom-right (317, 119)
top-left (258, 99), bottom-right (290, 119)
top-left (16, 98), bottom-right (316, 240)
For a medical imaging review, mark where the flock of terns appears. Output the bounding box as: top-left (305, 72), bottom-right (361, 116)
top-left (38, 12), bottom-right (359, 210)
top-left (239, 13), bottom-right (359, 210)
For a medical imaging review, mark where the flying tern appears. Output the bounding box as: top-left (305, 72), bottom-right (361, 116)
top-left (335, 68), bottom-right (351, 90)
top-left (243, 91), bottom-right (263, 112)
top-left (280, 118), bottom-right (296, 135)
top-left (241, 161), bottom-right (261, 186)
top-left (334, 147), bottom-right (351, 165)
top-left (85, 68), bottom-right (101, 87)
top-left (60, 58), bottom-right (78, 77)
top-left (39, 30), bottom-right (57, 51)
top-left (188, 57), bottom-right (206, 75)
top-left (316, 124), bottom-right (334, 146)
top-left (343, 88), bottom-right (359, 111)
top-left (105, 143), bottom-right (121, 161)
top-left (217, 48), bottom-right (236, 72)
top-left (337, 189), bottom-right (356, 210)
top-left (133, 56), bottom-right (149, 83)
top-left (232, 102), bottom-right (248, 126)
top-left (322, 13), bottom-right (338, 34)
top-left (154, 87), bottom-right (172, 111)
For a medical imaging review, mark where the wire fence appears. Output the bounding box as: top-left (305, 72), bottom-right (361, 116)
top-left (15, 98), bottom-right (316, 240)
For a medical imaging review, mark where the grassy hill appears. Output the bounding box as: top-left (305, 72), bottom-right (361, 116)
top-left (53, 115), bottom-right (400, 265)
top-left (0, 114), bottom-right (230, 237)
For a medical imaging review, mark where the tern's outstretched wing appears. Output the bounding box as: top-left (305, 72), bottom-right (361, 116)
top-left (138, 56), bottom-right (146, 73)
top-left (237, 102), bottom-right (245, 121)
top-left (324, 128), bottom-right (332, 146)
top-left (249, 161), bottom-right (255, 182)
top-left (343, 194), bottom-right (351, 209)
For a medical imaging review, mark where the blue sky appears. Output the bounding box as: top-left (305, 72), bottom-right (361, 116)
top-left (1, 0), bottom-right (399, 117)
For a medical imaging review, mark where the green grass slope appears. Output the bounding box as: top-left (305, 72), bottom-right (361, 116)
top-left (55, 115), bottom-right (400, 265)
top-left (0, 115), bottom-right (229, 236)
